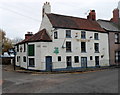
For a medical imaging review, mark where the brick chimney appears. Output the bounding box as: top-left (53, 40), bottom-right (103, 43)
top-left (25, 32), bottom-right (33, 39)
top-left (87, 10), bottom-right (96, 21)
top-left (111, 8), bottom-right (119, 24)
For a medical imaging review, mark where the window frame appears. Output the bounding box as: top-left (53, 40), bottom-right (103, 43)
top-left (28, 44), bottom-right (35, 56)
top-left (81, 31), bottom-right (86, 39)
top-left (58, 56), bottom-right (61, 62)
top-left (74, 56), bottom-right (79, 63)
top-left (90, 56), bottom-right (93, 60)
top-left (66, 30), bottom-right (71, 38)
top-left (81, 42), bottom-right (86, 53)
top-left (17, 45), bottom-right (19, 52)
top-left (24, 44), bottom-right (26, 52)
top-left (29, 58), bottom-right (35, 67)
top-left (54, 31), bottom-right (58, 39)
top-left (23, 56), bottom-right (26, 62)
top-left (94, 33), bottom-right (99, 40)
top-left (115, 51), bottom-right (120, 63)
top-left (115, 33), bottom-right (119, 44)
top-left (94, 43), bottom-right (99, 53)
top-left (66, 41), bottom-right (72, 52)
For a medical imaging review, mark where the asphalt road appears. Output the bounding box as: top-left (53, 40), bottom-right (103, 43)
top-left (2, 68), bottom-right (119, 93)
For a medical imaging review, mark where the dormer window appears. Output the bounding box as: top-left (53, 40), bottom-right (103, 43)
top-left (81, 31), bottom-right (86, 39)
top-left (66, 30), bottom-right (71, 38)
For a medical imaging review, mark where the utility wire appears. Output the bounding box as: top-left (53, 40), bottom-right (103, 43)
top-left (2, 3), bottom-right (40, 16)
top-left (0, 5), bottom-right (40, 22)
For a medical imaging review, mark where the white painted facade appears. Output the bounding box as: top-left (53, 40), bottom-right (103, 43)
top-left (16, 29), bottom-right (109, 71)
top-left (15, 2), bottom-right (109, 71)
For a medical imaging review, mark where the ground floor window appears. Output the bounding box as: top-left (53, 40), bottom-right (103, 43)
top-left (17, 56), bottom-right (20, 62)
top-left (74, 56), bottom-right (79, 63)
top-left (115, 51), bottom-right (120, 63)
top-left (23, 56), bottom-right (26, 62)
top-left (29, 58), bottom-right (35, 67)
top-left (58, 56), bottom-right (61, 61)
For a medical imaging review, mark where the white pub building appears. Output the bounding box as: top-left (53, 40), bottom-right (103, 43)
top-left (15, 2), bottom-right (109, 71)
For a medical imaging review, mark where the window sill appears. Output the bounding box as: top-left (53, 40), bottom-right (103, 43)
top-left (28, 66), bottom-right (35, 67)
top-left (94, 39), bottom-right (99, 40)
top-left (66, 51), bottom-right (72, 53)
top-left (81, 52), bottom-right (87, 53)
top-left (95, 51), bottom-right (99, 53)
top-left (66, 37), bottom-right (72, 38)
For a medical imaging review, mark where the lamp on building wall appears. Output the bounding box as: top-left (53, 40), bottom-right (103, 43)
top-left (89, 36), bottom-right (93, 39)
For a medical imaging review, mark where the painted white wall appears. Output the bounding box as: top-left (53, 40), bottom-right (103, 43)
top-left (15, 28), bottom-right (109, 70)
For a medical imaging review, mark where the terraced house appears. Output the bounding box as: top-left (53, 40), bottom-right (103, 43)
top-left (98, 1), bottom-right (120, 66)
top-left (15, 2), bottom-right (109, 71)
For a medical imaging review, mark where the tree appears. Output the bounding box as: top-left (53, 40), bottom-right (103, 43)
top-left (0, 29), bottom-right (13, 53)
top-left (12, 37), bottom-right (23, 44)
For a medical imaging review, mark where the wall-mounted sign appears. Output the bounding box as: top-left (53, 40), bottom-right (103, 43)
top-left (53, 47), bottom-right (59, 54)
top-left (37, 45), bottom-right (41, 47)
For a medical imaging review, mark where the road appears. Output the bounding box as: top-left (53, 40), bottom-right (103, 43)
top-left (2, 68), bottom-right (119, 93)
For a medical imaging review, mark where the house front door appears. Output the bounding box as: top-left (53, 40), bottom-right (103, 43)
top-left (95, 56), bottom-right (99, 67)
top-left (66, 56), bottom-right (72, 68)
top-left (81, 57), bottom-right (87, 68)
top-left (46, 56), bottom-right (52, 71)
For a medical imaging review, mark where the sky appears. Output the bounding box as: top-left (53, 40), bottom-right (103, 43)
top-left (0, 0), bottom-right (120, 39)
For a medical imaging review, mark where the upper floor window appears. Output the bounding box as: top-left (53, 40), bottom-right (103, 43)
top-left (81, 42), bottom-right (86, 52)
top-left (81, 31), bottom-right (86, 39)
top-left (28, 44), bottom-right (35, 56)
top-left (94, 33), bottom-right (99, 40)
top-left (66, 41), bottom-right (71, 52)
top-left (54, 31), bottom-right (58, 39)
top-left (17, 45), bottom-right (19, 52)
top-left (94, 43), bottom-right (99, 53)
top-left (66, 30), bottom-right (71, 38)
top-left (115, 51), bottom-right (120, 63)
top-left (115, 33), bottom-right (119, 43)
top-left (24, 44), bottom-right (26, 52)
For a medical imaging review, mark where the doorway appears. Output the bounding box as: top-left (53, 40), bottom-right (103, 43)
top-left (66, 56), bottom-right (72, 68)
top-left (46, 56), bottom-right (52, 71)
top-left (81, 57), bottom-right (87, 68)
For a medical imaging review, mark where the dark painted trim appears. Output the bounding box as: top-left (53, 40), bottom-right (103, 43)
top-left (15, 40), bottom-right (52, 45)
top-left (27, 43), bottom-right (28, 69)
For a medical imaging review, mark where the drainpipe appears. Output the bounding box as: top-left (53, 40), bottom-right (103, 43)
top-left (27, 43), bottom-right (28, 69)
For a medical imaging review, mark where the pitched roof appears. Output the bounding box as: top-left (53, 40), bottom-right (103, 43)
top-left (47, 13), bottom-right (105, 32)
top-left (16, 29), bottom-right (52, 45)
top-left (97, 19), bottom-right (120, 32)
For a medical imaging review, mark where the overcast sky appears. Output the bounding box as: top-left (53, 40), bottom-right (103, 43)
top-left (0, 0), bottom-right (120, 39)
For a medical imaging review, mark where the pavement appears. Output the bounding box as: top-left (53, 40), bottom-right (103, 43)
top-left (2, 64), bottom-right (118, 74)
top-left (2, 65), bottom-right (119, 93)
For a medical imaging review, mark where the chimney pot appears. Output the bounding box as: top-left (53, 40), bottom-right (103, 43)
top-left (25, 32), bottom-right (33, 39)
top-left (87, 10), bottom-right (96, 20)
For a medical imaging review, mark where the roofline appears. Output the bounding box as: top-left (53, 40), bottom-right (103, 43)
top-left (15, 40), bottom-right (52, 45)
top-left (103, 28), bottom-right (120, 32)
top-left (47, 13), bottom-right (88, 20)
top-left (53, 26), bottom-right (107, 33)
